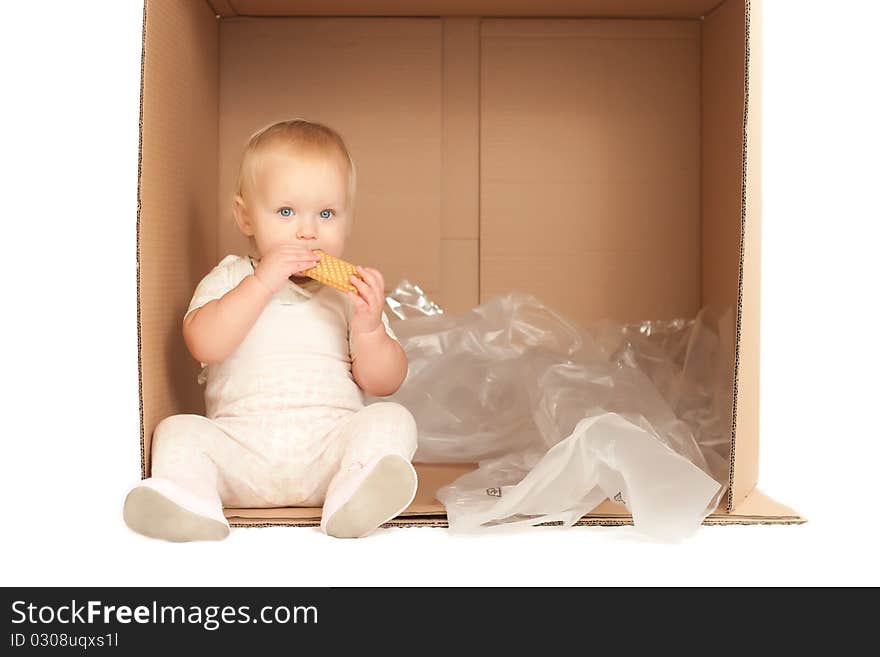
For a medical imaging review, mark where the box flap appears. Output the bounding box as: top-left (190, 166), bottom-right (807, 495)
top-left (732, 0), bottom-right (763, 510)
top-left (700, 0), bottom-right (762, 511)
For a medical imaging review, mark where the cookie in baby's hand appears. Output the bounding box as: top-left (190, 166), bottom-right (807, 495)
top-left (296, 249), bottom-right (361, 293)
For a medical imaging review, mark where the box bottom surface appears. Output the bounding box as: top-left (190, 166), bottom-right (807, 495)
top-left (223, 463), bottom-right (805, 528)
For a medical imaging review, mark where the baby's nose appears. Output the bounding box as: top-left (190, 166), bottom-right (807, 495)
top-left (297, 226), bottom-right (318, 239)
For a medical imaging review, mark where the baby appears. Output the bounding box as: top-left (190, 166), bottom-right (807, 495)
top-left (123, 119), bottom-right (419, 541)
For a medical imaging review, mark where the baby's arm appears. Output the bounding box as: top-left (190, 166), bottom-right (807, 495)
top-left (185, 246), bottom-right (320, 364)
top-left (351, 328), bottom-right (407, 397)
top-left (347, 265), bottom-right (408, 397)
top-left (183, 274), bottom-right (273, 365)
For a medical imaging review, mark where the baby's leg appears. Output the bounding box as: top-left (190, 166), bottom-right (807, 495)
top-left (123, 414), bottom-right (231, 542)
top-left (321, 402), bottom-right (419, 538)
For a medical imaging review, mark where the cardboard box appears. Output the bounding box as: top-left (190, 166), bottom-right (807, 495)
top-left (136, 0), bottom-right (804, 529)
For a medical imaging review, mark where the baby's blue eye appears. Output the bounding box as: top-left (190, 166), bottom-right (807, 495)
top-left (320, 209), bottom-right (334, 220)
top-left (278, 207), bottom-right (293, 218)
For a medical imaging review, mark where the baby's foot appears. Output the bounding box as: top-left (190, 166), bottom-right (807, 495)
top-left (321, 455), bottom-right (418, 539)
top-left (123, 477), bottom-right (230, 542)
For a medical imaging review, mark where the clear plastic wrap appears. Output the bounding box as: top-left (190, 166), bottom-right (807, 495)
top-left (384, 279), bottom-right (445, 321)
top-left (365, 282), bottom-right (734, 542)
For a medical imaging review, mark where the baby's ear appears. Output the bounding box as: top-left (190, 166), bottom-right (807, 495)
top-left (232, 195), bottom-right (253, 236)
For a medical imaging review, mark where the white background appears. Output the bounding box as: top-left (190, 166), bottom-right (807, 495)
top-left (0, 0), bottom-right (877, 587)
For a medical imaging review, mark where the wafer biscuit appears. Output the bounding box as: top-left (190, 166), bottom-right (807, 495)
top-left (299, 249), bottom-right (361, 293)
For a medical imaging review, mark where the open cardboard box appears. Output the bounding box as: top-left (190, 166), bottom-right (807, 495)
top-left (136, 0), bottom-right (804, 529)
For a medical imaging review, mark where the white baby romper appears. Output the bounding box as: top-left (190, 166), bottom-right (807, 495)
top-left (125, 254), bottom-right (418, 540)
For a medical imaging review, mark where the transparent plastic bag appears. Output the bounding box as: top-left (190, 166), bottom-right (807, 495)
top-left (366, 283), bottom-right (733, 541)
top-left (437, 413), bottom-right (724, 542)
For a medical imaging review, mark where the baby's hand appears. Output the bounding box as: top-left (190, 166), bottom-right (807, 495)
top-left (348, 266), bottom-right (386, 335)
top-left (253, 244), bottom-right (321, 294)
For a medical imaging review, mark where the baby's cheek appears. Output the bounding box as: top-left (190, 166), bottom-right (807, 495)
top-left (325, 227), bottom-right (347, 257)
top-left (323, 244), bottom-right (345, 260)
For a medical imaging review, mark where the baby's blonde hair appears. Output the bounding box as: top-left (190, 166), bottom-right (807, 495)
top-left (235, 118), bottom-right (357, 217)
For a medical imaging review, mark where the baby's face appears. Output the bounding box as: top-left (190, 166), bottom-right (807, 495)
top-left (235, 149), bottom-right (350, 260)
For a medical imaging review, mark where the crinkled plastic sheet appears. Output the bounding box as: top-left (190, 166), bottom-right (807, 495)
top-left (367, 280), bottom-right (734, 542)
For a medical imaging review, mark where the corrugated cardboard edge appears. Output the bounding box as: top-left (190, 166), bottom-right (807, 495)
top-left (727, 0), bottom-right (752, 512)
top-left (229, 517), bottom-right (806, 528)
top-left (136, 0), bottom-right (148, 480)
top-left (229, 518), bottom-right (806, 528)
top-left (728, 0), bottom-right (763, 512)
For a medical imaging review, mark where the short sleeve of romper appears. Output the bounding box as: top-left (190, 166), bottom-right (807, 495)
top-left (185, 254), bottom-right (252, 320)
top-left (185, 255), bottom-right (251, 375)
